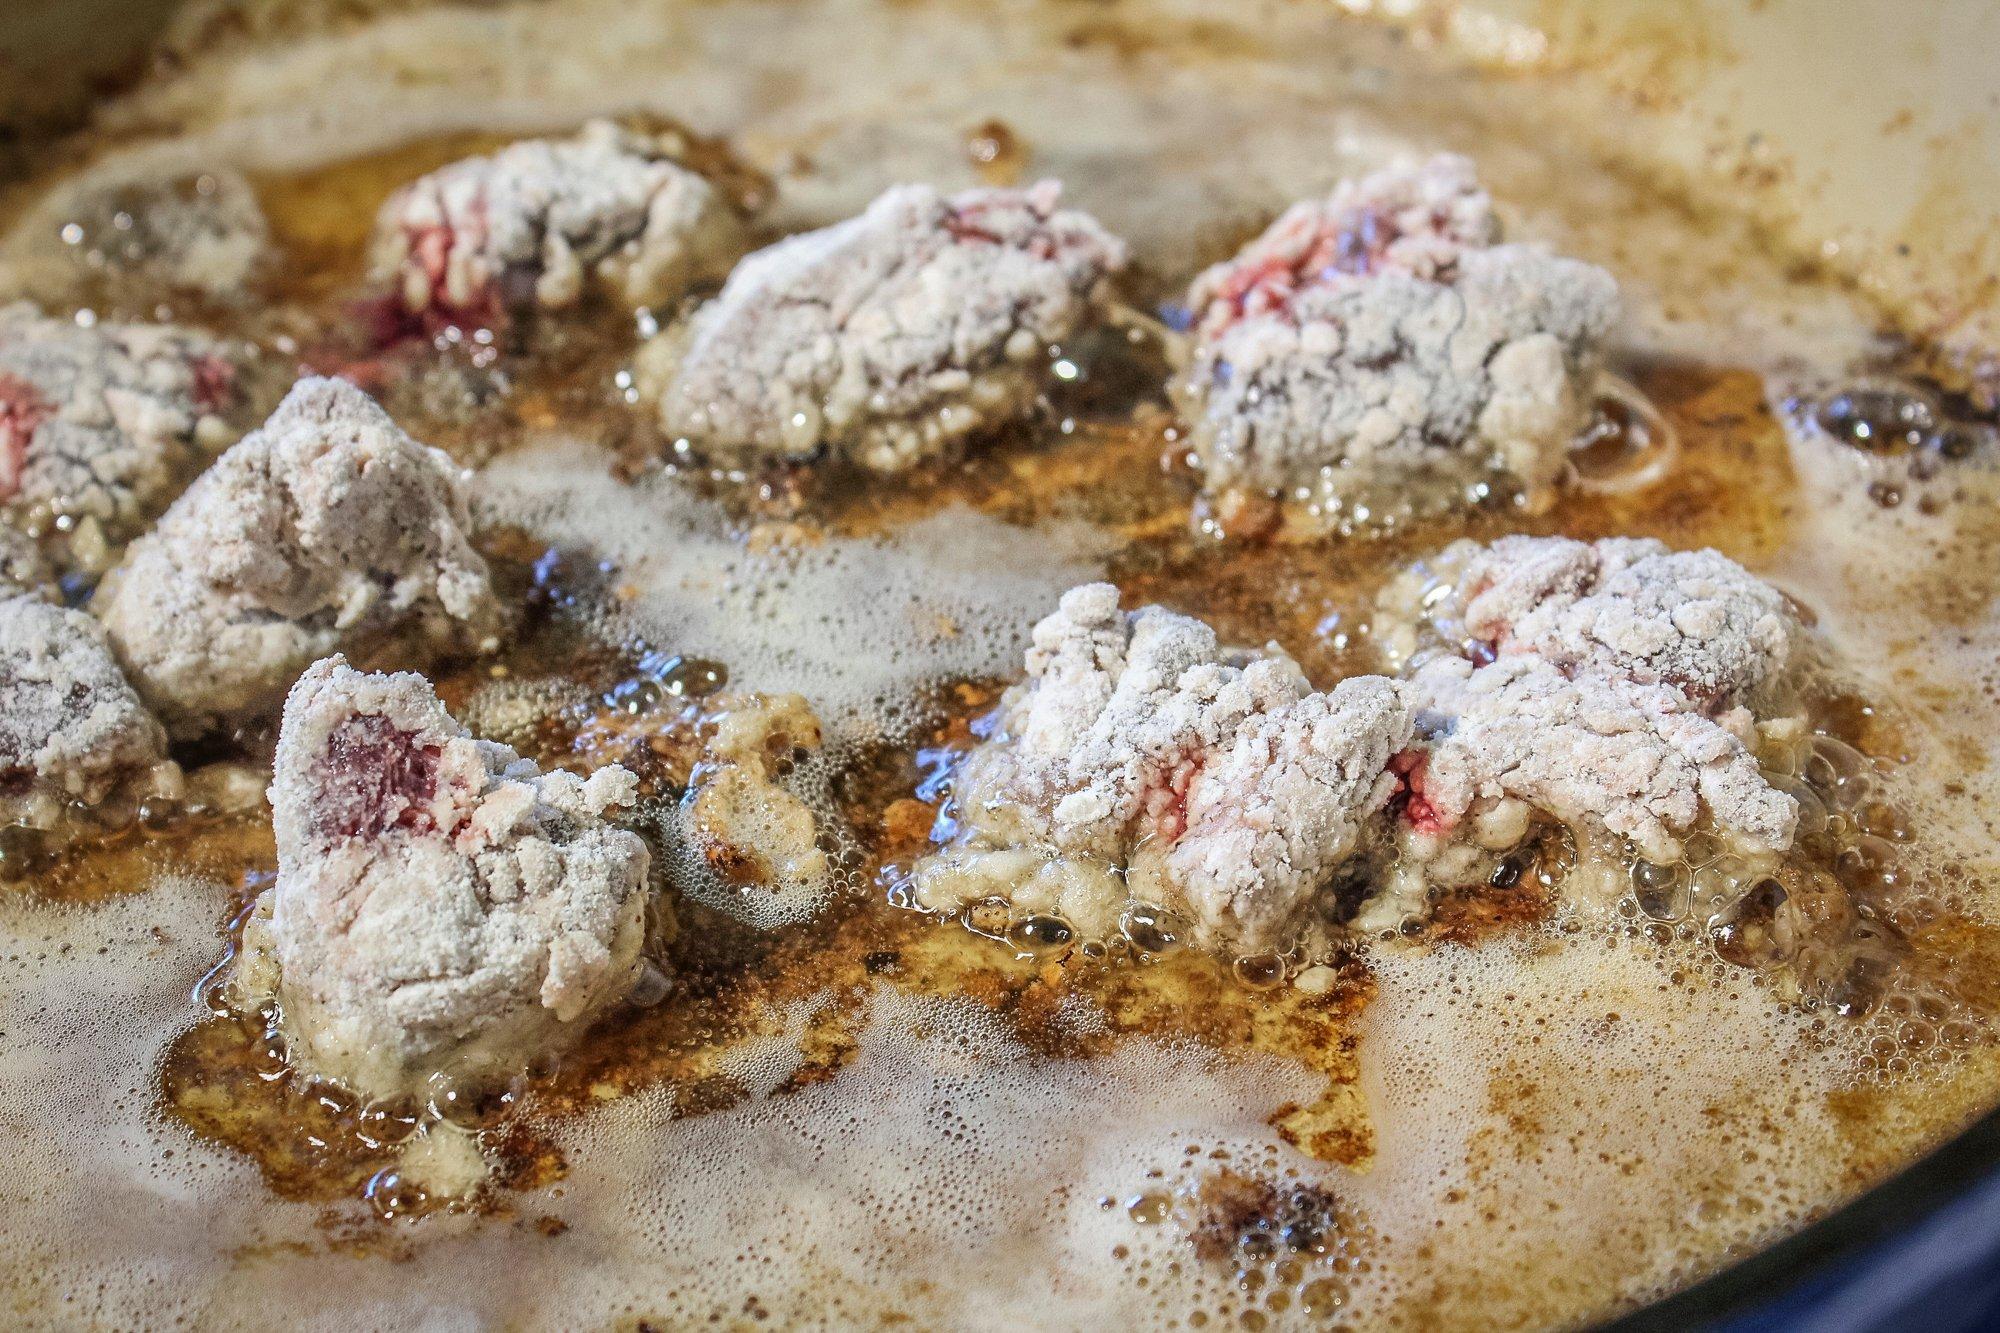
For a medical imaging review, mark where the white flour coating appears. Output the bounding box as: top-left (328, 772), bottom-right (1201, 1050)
top-left (1457, 534), bottom-right (1796, 710)
top-left (913, 583), bottom-right (1413, 953)
top-left (1187, 154), bottom-right (1501, 343)
top-left (1173, 155), bottom-right (1619, 530)
top-left (94, 376), bottom-right (502, 739)
top-left (1370, 534), bottom-right (1808, 918)
top-left (681, 691), bottom-right (834, 917)
top-left (0, 525), bottom-right (52, 599)
top-left (372, 118), bottom-right (747, 320)
top-left (643, 180), bottom-right (1127, 472)
top-left (1, 166), bottom-right (272, 308)
top-left (1164, 675), bottom-right (1412, 951)
top-left (0, 593), bottom-right (172, 829)
top-left (0, 302), bottom-right (247, 568)
top-left (1404, 654), bottom-right (1796, 865)
top-left (241, 656), bottom-right (650, 1101)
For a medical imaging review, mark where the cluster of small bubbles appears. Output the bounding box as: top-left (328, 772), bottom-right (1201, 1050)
top-left (1133, 1154), bottom-right (1375, 1331)
top-left (190, 903), bottom-right (598, 1217)
top-left (1846, 971), bottom-right (1981, 1080)
top-left (1783, 377), bottom-right (1999, 514)
top-left (938, 895), bottom-right (1112, 966)
top-left (486, 988), bottom-right (1338, 1324)
top-left (1593, 712), bottom-right (2000, 1078)
top-left (654, 735), bottom-right (860, 930)
top-left (1347, 923), bottom-right (1889, 1324)
top-left (956, 895), bottom-right (1016, 944)
top-left (0, 871), bottom-right (363, 1319)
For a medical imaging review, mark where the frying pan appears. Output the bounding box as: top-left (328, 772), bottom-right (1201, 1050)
top-left (4, 1), bottom-right (1997, 1326)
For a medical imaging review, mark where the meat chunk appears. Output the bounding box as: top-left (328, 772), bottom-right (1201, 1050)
top-left (244, 656), bottom-right (651, 1099)
top-left (94, 376), bottom-right (502, 739)
top-left (1402, 654), bottom-right (1796, 865)
top-left (1368, 535), bottom-right (1808, 926)
top-left (0, 593), bottom-right (174, 833)
top-left (1468, 538), bottom-right (1794, 710)
top-left (1164, 678), bottom-right (1413, 952)
top-left (642, 180), bottom-right (1128, 473)
top-left (911, 583), bottom-right (1412, 955)
top-left (1379, 534), bottom-right (1799, 713)
top-left (1171, 156), bottom-right (1619, 533)
top-left (1, 167), bottom-right (272, 308)
top-left (370, 119), bottom-right (748, 326)
top-left (0, 302), bottom-right (250, 572)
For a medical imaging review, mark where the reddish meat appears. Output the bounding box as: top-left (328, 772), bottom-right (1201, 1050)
top-left (943, 186), bottom-right (1062, 259)
top-left (1201, 203), bottom-right (1461, 337)
top-left (311, 713), bottom-right (443, 841)
top-left (0, 373), bottom-right (52, 500)
top-left (191, 354), bottom-right (239, 417)
top-left (1141, 750), bottom-right (1206, 844)
top-left (1391, 749), bottom-right (1453, 836)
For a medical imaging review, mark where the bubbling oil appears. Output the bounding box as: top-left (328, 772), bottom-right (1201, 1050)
top-left (4, 0), bottom-right (2000, 1329)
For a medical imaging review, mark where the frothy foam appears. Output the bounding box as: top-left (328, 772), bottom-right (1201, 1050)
top-left (0, 874), bottom-right (306, 1327)
top-left (496, 987), bottom-right (1334, 1326)
top-left (476, 439), bottom-right (1114, 741)
top-left (1343, 931), bottom-right (1850, 1324)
